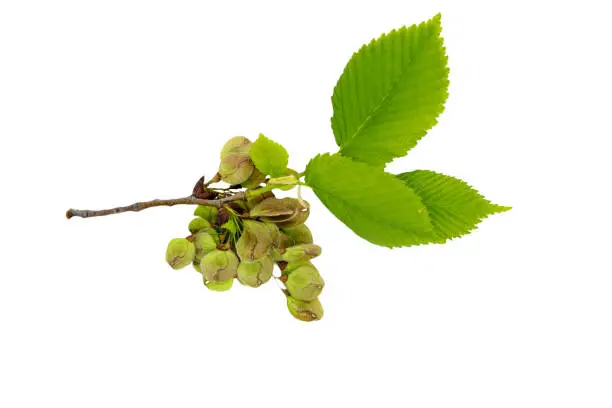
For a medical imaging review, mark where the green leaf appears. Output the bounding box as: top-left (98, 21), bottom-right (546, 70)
top-left (331, 14), bottom-right (449, 166)
top-left (397, 171), bottom-right (511, 242)
top-left (304, 153), bottom-right (434, 247)
top-left (249, 134), bottom-right (289, 177)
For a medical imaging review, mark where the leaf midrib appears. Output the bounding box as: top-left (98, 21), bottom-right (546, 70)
top-left (340, 58), bottom-right (413, 152)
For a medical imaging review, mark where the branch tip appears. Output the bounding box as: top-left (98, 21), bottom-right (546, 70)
top-left (66, 192), bottom-right (246, 220)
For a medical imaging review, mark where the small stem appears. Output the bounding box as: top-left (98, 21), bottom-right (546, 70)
top-left (245, 185), bottom-right (274, 198)
top-left (296, 185), bottom-right (308, 209)
top-left (66, 193), bottom-right (245, 220)
top-left (268, 175), bottom-right (299, 185)
top-left (204, 172), bottom-right (221, 187)
top-left (246, 183), bottom-right (298, 199)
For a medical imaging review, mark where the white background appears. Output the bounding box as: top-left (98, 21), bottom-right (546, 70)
top-left (1, 1), bottom-right (610, 407)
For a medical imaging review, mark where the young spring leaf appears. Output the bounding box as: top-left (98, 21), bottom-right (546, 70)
top-left (304, 153), bottom-right (434, 247)
top-left (331, 14), bottom-right (449, 166)
top-left (397, 171), bottom-right (511, 242)
top-left (249, 134), bottom-right (289, 177)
